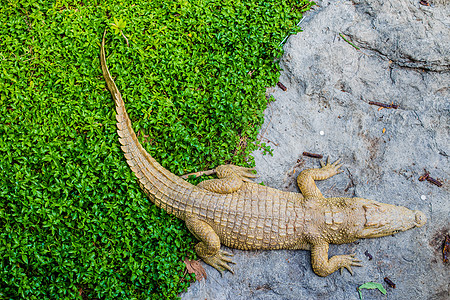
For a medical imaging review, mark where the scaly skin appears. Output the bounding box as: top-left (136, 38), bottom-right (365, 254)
top-left (100, 31), bottom-right (427, 277)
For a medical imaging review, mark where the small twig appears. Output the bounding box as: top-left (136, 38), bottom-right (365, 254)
top-left (339, 33), bottom-right (360, 50)
top-left (260, 137), bottom-right (279, 146)
top-left (181, 169), bottom-right (216, 179)
top-left (278, 16), bottom-right (305, 47)
top-left (121, 31), bottom-right (129, 47)
top-left (443, 235), bottom-right (449, 263)
top-left (364, 250), bottom-right (373, 260)
top-left (293, 159), bottom-right (305, 169)
top-left (15, 4), bottom-right (33, 32)
top-left (324, 183), bottom-right (336, 194)
top-left (384, 277), bottom-right (396, 289)
top-left (368, 101), bottom-right (399, 109)
top-left (344, 168), bottom-right (355, 193)
top-left (419, 169), bottom-right (443, 187)
top-left (426, 176), bottom-right (442, 187)
top-left (277, 82), bottom-right (287, 91)
top-left (23, 55), bottom-right (37, 62)
top-left (302, 152), bottom-right (323, 159)
top-left (258, 102), bottom-right (273, 143)
top-left (418, 172), bottom-right (429, 181)
top-left (289, 158), bottom-right (305, 177)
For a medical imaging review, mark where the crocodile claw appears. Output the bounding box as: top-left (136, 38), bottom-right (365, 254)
top-left (216, 165), bottom-right (258, 182)
top-left (202, 250), bottom-right (235, 275)
top-left (339, 253), bottom-right (362, 275)
top-left (237, 166), bottom-right (259, 181)
top-left (320, 157), bottom-right (344, 175)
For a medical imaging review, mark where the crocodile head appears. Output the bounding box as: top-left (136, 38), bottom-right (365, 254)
top-left (354, 198), bottom-right (426, 239)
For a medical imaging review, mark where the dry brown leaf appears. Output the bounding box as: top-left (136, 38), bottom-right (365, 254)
top-left (184, 257), bottom-right (207, 281)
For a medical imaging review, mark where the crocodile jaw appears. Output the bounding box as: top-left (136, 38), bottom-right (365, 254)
top-left (356, 198), bottom-right (426, 239)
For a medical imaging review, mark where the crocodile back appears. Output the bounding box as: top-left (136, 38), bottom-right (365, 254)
top-left (199, 183), bottom-right (306, 250)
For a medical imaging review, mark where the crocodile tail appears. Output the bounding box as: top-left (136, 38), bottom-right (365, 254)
top-left (100, 29), bottom-right (195, 219)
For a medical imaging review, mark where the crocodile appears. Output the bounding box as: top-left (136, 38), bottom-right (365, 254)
top-left (100, 30), bottom-right (426, 277)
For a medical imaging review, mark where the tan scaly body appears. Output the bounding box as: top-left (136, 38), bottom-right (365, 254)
top-left (100, 30), bottom-right (426, 277)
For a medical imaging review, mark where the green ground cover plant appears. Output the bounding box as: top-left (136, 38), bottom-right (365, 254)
top-left (0, 0), bottom-right (312, 298)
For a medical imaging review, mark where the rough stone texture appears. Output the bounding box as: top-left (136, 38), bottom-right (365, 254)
top-left (182, 0), bottom-right (449, 299)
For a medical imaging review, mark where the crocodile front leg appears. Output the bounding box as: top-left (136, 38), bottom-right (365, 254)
top-left (297, 157), bottom-right (343, 198)
top-left (197, 165), bottom-right (257, 194)
top-left (310, 240), bottom-right (362, 277)
top-left (185, 214), bottom-right (235, 274)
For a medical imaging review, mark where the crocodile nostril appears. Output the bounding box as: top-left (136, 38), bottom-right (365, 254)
top-left (414, 211), bottom-right (426, 227)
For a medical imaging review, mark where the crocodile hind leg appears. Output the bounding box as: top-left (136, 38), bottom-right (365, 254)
top-left (310, 240), bottom-right (362, 277)
top-left (197, 165), bottom-right (257, 194)
top-left (185, 214), bottom-right (235, 274)
top-left (297, 157), bottom-right (343, 199)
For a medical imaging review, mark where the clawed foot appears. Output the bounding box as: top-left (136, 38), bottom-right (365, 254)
top-left (320, 157), bottom-right (344, 176)
top-left (216, 165), bottom-right (258, 182)
top-left (201, 250), bottom-right (235, 275)
top-left (338, 253), bottom-right (362, 275)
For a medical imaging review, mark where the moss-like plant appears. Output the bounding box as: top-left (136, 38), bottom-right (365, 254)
top-left (0, 0), bottom-right (312, 298)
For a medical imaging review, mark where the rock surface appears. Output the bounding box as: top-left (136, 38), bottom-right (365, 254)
top-left (182, 0), bottom-right (449, 299)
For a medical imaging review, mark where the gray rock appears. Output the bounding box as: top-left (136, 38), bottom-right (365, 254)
top-left (182, 0), bottom-right (449, 299)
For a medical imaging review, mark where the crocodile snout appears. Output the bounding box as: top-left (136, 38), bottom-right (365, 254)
top-left (414, 210), bottom-right (426, 227)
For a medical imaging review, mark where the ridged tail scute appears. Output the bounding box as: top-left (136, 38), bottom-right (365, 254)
top-left (100, 29), bottom-right (196, 220)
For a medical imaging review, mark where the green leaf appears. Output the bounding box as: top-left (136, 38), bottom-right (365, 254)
top-left (357, 282), bottom-right (387, 300)
top-left (117, 19), bottom-right (126, 30)
top-left (111, 17), bottom-right (126, 35)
